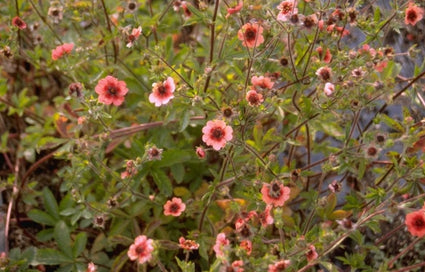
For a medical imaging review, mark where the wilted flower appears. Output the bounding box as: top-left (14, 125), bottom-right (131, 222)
top-left (268, 260), bottom-right (291, 272)
top-left (48, 2), bottom-right (64, 24)
top-left (126, 1), bottom-right (138, 13)
top-left (246, 90), bottom-right (264, 106)
top-left (306, 245), bottom-right (318, 262)
top-left (69, 82), bottom-right (83, 97)
top-left (238, 22), bottom-right (265, 48)
top-left (179, 237), bottom-right (199, 250)
top-left (259, 205), bottom-right (274, 227)
top-left (127, 235), bottom-right (154, 264)
top-left (147, 146), bottom-right (163, 161)
top-left (240, 240), bottom-right (252, 255)
top-left (316, 66), bottom-right (332, 81)
top-left (12, 16), bottom-right (26, 29)
top-left (126, 26), bottom-right (142, 48)
top-left (163, 197), bottom-right (186, 216)
top-left (95, 75), bottom-right (129, 106)
top-left (226, 1), bottom-right (243, 18)
top-left (277, 0), bottom-right (298, 22)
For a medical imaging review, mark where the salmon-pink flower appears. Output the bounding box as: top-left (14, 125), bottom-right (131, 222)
top-left (259, 205), bottom-right (274, 227)
top-left (240, 240), bottom-right (252, 255)
top-left (163, 197), bottom-right (186, 217)
top-left (251, 75), bottom-right (274, 89)
top-left (405, 2), bottom-right (424, 26)
top-left (52, 43), bottom-right (74, 61)
top-left (406, 210), bottom-right (425, 237)
top-left (261, 181), bottom-right (291, 207)
top-left (268, 260), bottom-right (291, 272)
top-left (179, 237), bottom-right (199, 250)
top-left (231, 260), bottom-right (244, 272)
top-left (316, 46), bottom-right (332, 63)
top-left (127, 235), bottom-right (154, 264)
top-left (238, 22), bottom-right (265, 48)
top-left (12, 16), bottom-right (26, 29)
top-left (95, 75), bottom-right (129, 106)
top-left (306, 245), bottom-right (318, 262)
top-left (226, 1), bottom-right (243, 18)
top-left (324, 82), bottom-right (335, 96)
top-left (202, 120), bottom-right (233, 151)
top-left (127, 26), bottom-right (142, 48)
top-left (374, 61), bottom-right (388, 72)
top-left (246, 90), bottom-right (264, 106)
top-left (149, 77), bottom-right (175, 107)
top-left (277, 0), bottom-right (298, 22)
top-left (213, 233), bottom-right (230, 259)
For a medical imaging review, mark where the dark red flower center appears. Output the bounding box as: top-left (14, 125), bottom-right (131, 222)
top-left (170, 203), bottom-right (180, 213)
top-left (319, 69), bottom-right (330, 80)
top-left (415, 217), bottom-right (425, 228)
top-left (107, 86), bottom-right (118, 95)
top-left (211, 127), bottom-right (224, 140)
top-left (248, 93), bottom-right (260, 104)
top-left (407, 10), bottom-right (418, 21)
top-left (135, 246), bottom-right (145, 255)
top-left (367, 147), bottom-right (377, 156)
top-left (150, 148), bottom-right (159, 156)
top-left (13, 18), bottom-right (24, 27)
top-left (245, 29), bottom-right (256, 41)
top-left (157, 85), bottom-right (167, 96)
top-left (269, 182), bottom-right (282, 199)
top-left (281, 2), bottom-right (293, 14)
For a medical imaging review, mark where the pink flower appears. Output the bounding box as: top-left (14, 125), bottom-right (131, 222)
top-left (127, 26), bottom-right (142, 48)
top-left (12, 16), bottom-right (26, 29)
top-left (406, 210), bottom-right (425, 237)
top-left (163, 197), bottom-right (186, 216)
top-left (306, 245), bottom-right (318, 262)
top-left (179, 237), bottom-right (199, 250)
top-left (374, 61), bottom-right (388, 72)
top-left (259, 205), bottom-right (274, 227)
top-left (240, 240), bottom-right (252, 255)
top-left (268, 260), bottom-right (291, 272)
top-left (261, 181), bottom-right (291, 207)
top-left (226, 1), bottom-right (243, 18)
top-left (52, 43), bottom-right (74, 60)
top-left (251, 76), bottom-right (274, 89)
top-left (213, 233), bottom-right (230, 259)
top-left (246, 90), bottom-right (264, 106)
top-left (316, 46), bottom-right (332, 63)
top-left (149, 77), bottom-right (175, 106)
top-left (202, 120), bottom-right (233, 151)
top-left (231, 260), bottom-right (244, 272)
top-left (324, 82), bottom-right (335, 96)
top-left (316, 66), bottom-right (332, 81)
top-left (127, 235), bottom-right (154, 264)
top-left (196, 146), bottom-right (206, 158)
top-left (238, 22), bottom-right (265, 48)
top-left (277, 0), bottom-right (298, 22)
top-left (86, 262), bottom-right (97, 272)
top-left (405, 2), bottom-right (424, 26)
top-left (95, 75), bottom-right (129, 106)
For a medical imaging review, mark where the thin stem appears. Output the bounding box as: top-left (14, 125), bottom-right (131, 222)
top-left (99, 0), bottom-right (118, 63)
top-left (388, 236), bottom-right (422, 269)
top-left (5, 157), bottom-right (20, 254)
top-left (28, 0), bottom-right (63, 43)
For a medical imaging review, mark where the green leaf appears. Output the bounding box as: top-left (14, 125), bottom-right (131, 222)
top-left (170, 164), bottom-right (185, 184)
top-left (54, 221), bottom-right (73, 258)
top-left (27, 209), bottom-right (56, 226)
top-left (36, 228), bottom-right (54, 242)
top-left (155, 149), bottom-right (192, 168)
top-left (43, 187), bottom-right (60, 220)
top-left (180, 110), bottom-right (190, 132)
top-left (32, 248), bottom-right (73, 266)
top-left (151, 169), bottom-right (173, 196)
top-left (111, 250), bottom-right (129, 272)
top-left (72, 232), bottom-right (87, 258)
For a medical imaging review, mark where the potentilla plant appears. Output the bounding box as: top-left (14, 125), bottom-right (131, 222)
top-left (2, 0), bottom-right (425, 271)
